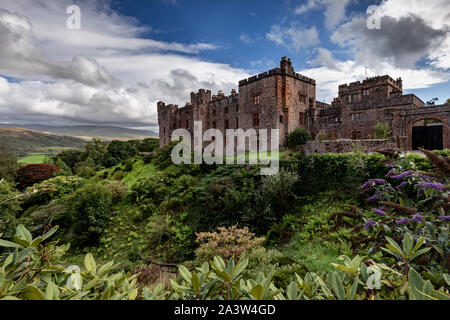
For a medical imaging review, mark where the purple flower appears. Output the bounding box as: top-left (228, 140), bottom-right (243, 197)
top-left (391, 170), bottom-right (413, 180)
top-left (385, 163), bottom-right (393, 168)
top-left (395, 218), bottom-right (409, 225)
top-left (366, 194), bottom-right (378, 201)
top-left (373, 208), bottom-right (387, 216)
top-left (385, 186), bottom-right (394, 191)
top-left (373, 179), bottom-right (386, 184)
top-left (359, 181), bottom-right (373, 190)
top-left (439, 216), bottom-right (450, 222)
top-left (385, 170), bottom-right (396, 178)
top-left (365, 219), bottom-right (376, 230)
top-left (414, 182), bottom-right (445, 191)
top-left (411, 214), bottom-right (423, 223)
top-left (396, 181), bottom-right (408, 189)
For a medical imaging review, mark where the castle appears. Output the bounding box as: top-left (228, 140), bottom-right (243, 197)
top-left (158, 57), bottom-right (450, 151)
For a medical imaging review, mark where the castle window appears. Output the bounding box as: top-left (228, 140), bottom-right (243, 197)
top-left (212, 110), bottom-right (216, 117)
top-left (163, 127), bottom-right (166, 133)
top-left (236, 117), bottom-right (239, 128)
top-left (236, 105), bottom-right (239, 113)
top-left (212, 121), bottom-right (217, 129)
top-left (363, 89), bottom-right (370, 96)
top-left (186, 119), bottom-right (189, 128)
top-left (225, 119), bottom-right (230, 130)
top-left (252, 113), bottom-right (259, 126)
top-left (335, 117), bottom-right (340, 123)
top-left (351, 112), bottom-right (363, 121)
top-left (252, 94), bottom-right (261, 105)
top-left (299, 94), bottom-right (306, 104)
top-left (280, 115), bottom-right (284, 124)
top-left (385, 111), bottom-right (391, 119)
top-left (225, 107), bottom-right (229, 114)
top-left (299, 112), bottom-right (306, 125)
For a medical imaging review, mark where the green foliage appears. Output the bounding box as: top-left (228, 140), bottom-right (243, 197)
top-left (82, 138), bottom-right (108, 167)
top-left (0, 180), bottom-right (22, 239)
top-left (1, 226), bottom-right (449, 300)
top-left (374, 122), bottom-right (391, 139)
top-left (102, 140), bottom-right (138, 168)
top-left (195, 226), bottom-right (264, 264)
top-left (137, 138), bottom-right (160, 153)
top-left (282, 152), bottom-right (388, 194)
top-left (53, 149), bottom-right (83, 171)
top-left (25, 176), bottom-right (86, 205)
top-left (67, 184), bottom-right (114, 247)
top-left (0, 143), bottom-right (17, 182)
top-left (0, 225), bottom-right (139, 300)
top-left (153, 141), bottom-right (181, 170)
top-left (286, 128), bottom-right (312, 149)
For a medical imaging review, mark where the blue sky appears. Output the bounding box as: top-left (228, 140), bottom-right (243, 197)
top-left (0, 0), bottom-right (449, 128)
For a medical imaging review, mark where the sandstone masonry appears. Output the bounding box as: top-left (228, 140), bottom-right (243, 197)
top-left (158, 57), bottom-right (450, 151)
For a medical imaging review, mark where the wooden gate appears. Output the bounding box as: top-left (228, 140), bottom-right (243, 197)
top-left (412, 125), bottom-right (443, 150)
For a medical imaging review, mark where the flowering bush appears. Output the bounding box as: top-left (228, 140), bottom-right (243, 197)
top-left (359, 151), bottom-right (449, 269)
top-left (195, 225), bottom-right (264, 264)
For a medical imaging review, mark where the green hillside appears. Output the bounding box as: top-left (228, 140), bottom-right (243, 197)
top-left (0, 128), bottom-right (85, 157)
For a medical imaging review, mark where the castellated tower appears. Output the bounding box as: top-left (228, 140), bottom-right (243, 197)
top-left (157, 57), bottom-right (318, 149)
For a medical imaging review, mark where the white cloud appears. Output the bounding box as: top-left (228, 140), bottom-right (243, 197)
top-left (300, 59), bottom-right (450, 103)
top-left (331, 0), bottom-right (450, 70)
top-left (295, 0), bottom-right (351, 29)
top-left (0, 0), bottom-right (249, 127)
top-left (239, 34), bottom-right (253, 44)
top-left (267, 23), bottom-right (320, 52)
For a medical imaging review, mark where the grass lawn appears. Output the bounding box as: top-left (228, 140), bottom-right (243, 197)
top-left (18, 153), bottom-right (50, 164)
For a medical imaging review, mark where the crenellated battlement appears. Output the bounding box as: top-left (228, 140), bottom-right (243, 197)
top-left (239, 57), bottom-right (316, 87)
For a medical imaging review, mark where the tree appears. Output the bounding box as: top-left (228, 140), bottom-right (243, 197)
top-left (137, 138), bottom-right (160, 152)
top-left (83, 138), bottom-right (108, 166)
top-left (0, 143), bottom-right (17, 182)
top-left (53, 149), bottom-right (83, 170)
top-left (68, 183), bottom-right (114, 247)
top-left (374, 122), bottom-right (391, 139)
top-left (446, 98), bottom-right (450, 104)
top-left (286, 128), bottom-right (312, 149)
top-left (16, 164), bottom-right (60, 189)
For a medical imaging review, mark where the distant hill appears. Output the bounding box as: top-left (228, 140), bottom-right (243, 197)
top-left (0, 128), bottom-right (86, 157)
top-left (0, 124), bottom-right (158, 141)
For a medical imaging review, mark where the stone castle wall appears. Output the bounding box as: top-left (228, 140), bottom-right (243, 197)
top-left (157, 57), bottom-right (450, 152)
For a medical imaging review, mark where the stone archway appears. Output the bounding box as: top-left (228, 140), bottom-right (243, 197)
top-left (407, 115), bottom-right (448, 150)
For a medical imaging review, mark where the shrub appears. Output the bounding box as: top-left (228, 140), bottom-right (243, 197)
top-left (0, 143), bottom-right (17, 182)
top-left (100, 180), bottom-right (128, 204)
top-left (286, 128), bottom-right (312, 149)
top-left (195, 225), bottom-right (264, 264)
top-left (112, 170), bottom-right (125, 181)
top-left (0, 180), bottom-right (22, 238)
top-left (137, 138), bottom-right (160, 153)
top-left (374, 121), bottom-right (391, 139)
top-left (16, 164), bottom-right (61, 189)
top-left (68, 183), bottom-right (114, 247)
top-left (25, 176), bottom-right (86, 205)
top-left (123, 159), bottom-right (134, 172)
top-left (143, 153), bottom-right (153, 164)
top-left (154, 141), bottom-right (181, 170)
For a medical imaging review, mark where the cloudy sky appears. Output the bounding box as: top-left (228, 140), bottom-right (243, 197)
top-left (0, 0), bottom-right (449, 130)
